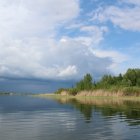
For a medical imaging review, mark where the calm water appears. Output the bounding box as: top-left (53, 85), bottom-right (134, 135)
top-left (0, 95), bottom-right (140, 140)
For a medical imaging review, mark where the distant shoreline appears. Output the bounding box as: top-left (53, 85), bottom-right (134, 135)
top-left (0, 92), bottom-right (14, 96)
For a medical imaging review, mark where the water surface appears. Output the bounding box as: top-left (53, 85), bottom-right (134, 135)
top-left (0, 95), bottom-right (140, 140)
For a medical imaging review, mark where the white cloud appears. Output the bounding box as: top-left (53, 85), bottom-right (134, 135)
top-left (120, 0), bottom-right (140, 6)
top-left (92, 1), bottom-right (140, 31)
top-left (74, 25), bottom-right (108, 46)
top-left (0, 37), bottom-right (113, 80)
top-left (0, 0), bottom-right (125, 81)
top-left (58, 65), bottom-right (77, 77)
top-left (0, 0), bottom-right (79, 38)
top-left (93, 49), bottom-right (128, 70)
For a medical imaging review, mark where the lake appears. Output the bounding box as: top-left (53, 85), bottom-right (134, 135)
top-left (0, 95), bottom-right (140, 140)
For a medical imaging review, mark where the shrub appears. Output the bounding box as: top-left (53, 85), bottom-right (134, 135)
top-left (121, 87), bottom-right (140, 96)
top-left (68, 88), bottom-right (78, 96)
top-left (55, 88), bottom-right (66, 94)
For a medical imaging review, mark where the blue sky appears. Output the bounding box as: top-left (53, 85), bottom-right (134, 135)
top-left (0, 0), bottom-right (140, 93)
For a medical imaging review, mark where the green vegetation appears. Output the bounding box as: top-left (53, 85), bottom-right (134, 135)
top-left (55, 68), bottom-right (140, 96)
top-left (76, 74), bottom-right (93, 90)
top-left (0, 92), bottom-right (12, 95)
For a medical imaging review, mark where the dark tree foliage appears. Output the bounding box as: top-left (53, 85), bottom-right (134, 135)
top-left (96, 69), bottom-right (140, 88)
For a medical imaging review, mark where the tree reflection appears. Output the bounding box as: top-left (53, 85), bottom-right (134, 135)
top-left (55, 97), bottom-right (140, 126)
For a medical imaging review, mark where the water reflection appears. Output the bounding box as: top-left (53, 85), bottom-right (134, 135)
top-left (0, 95), bottom-right (140, 140)
top-left (53, 97), bottom-right (140, 126)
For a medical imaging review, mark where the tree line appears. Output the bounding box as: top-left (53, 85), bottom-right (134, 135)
top-left (55, 68), bottom-right (140, 95)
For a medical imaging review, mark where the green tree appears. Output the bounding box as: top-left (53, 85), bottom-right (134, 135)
top-left (76, 73), bottom-right (93, 90)
top-left (124, 69), bottom-right (137, 86)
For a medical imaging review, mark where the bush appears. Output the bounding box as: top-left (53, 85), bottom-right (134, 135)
top-left (55, 88), bottom-right (66, 94)
top-left (107, 86), bottom-right (120, 93)
top-left (121, 87), bottom-right (140, 96)
top-left (68, 88), bottom-right (78, 96)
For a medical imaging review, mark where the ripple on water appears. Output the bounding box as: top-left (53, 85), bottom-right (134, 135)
top-left (0, 96), bottom-right (140, 140)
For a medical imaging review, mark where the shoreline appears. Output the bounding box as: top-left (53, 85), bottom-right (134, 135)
top-left (33, 93), bottom-right (140, 102)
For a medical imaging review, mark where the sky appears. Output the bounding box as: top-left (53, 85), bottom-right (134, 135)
top-left (0, 0), bottom-right (140, 93)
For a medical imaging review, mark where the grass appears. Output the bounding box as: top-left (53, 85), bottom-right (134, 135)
top-left (33, 93), bottom-right (140, 102)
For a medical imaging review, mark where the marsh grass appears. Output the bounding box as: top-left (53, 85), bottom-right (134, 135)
top-left (33, 93), bottom-right (140, 102)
